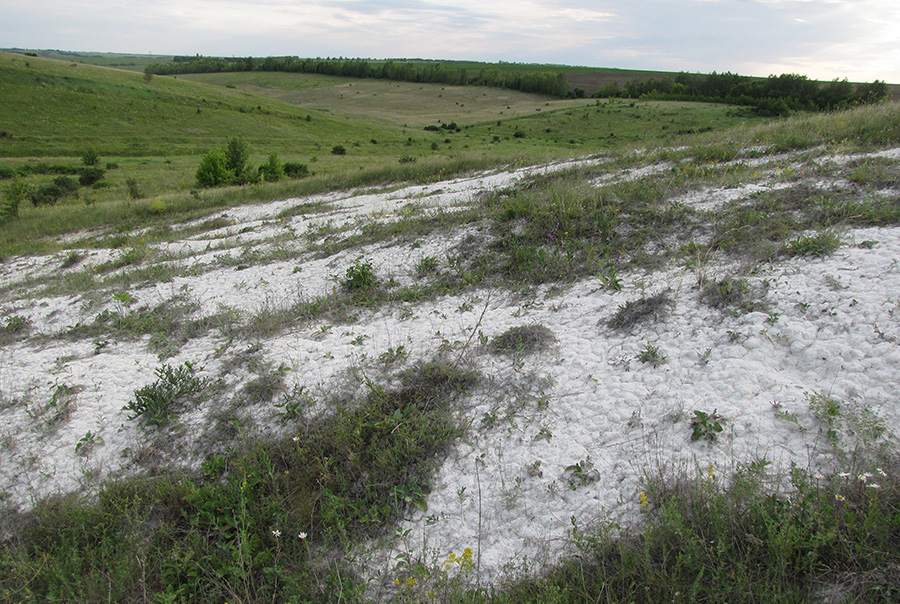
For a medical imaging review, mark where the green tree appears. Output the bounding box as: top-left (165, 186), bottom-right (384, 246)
top-left (82, 148), bottom-right (100, 166)
top-left (225, 137), bottom-right (250, 177)
top-left (195, 149), bottom-right (233, 188)
top-left (259, 153), bottom-right (283, 182)
top-left (1, 176), bottom-right (28, 220)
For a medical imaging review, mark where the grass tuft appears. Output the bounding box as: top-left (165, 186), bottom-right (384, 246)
top-left (490, 324), bottom-right (556, 355)
top-left (607, 291), bottom-right (673, 330)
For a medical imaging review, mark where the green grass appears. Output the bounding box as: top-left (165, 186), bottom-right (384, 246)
top-left (10, 387), bottom-right (896, 604)
top-left (1, 50), bottom-right (762, 257)
top-left (474, 461), bottom-right (900, 603)
top-left (0, 360), bottom-right (478, 603)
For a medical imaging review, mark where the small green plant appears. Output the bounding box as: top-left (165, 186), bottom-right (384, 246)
top-left (379, 345), bottom-right (408, 366)
top-left (565, 457), bottom-right (600, 489)
top-left (75, 430), bottom-right (104, 457)
top-left (598, 265), bottom-right (623, 291)
top-left (774, 406), bottom-right (801, 427)
top-left (480, 409), bottom-right (499, 429)
top-left (786, 230), bottom-right (843, 257)
top-left (636, 342), bottom-right (667, 367)
top-left (331, 144), bottom-right (347, 155)
top-left (415, 255), bottom-right (439, 277)
top-left (342, 257), bottom-right (377, 291)
top-left (702, 276), bottom-right (753, 309)
top-left (4, 315), bottom-right (30, 333)
top-left (60, 250), bottom-right (84, 269)
top-left (123, 362), bottom-right (207, 427)
top-left (691, 409), bottom-right (724, 441)
top-left (273, 385), bottom-right (313, 423)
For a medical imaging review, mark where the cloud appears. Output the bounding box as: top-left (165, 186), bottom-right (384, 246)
top-left (1, 0), bottom-right (897, 82)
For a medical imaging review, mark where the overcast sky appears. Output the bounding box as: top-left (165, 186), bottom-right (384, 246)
top-left (2, 0), bottom-right (898, 83)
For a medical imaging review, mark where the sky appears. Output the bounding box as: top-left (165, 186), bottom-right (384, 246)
top-left (2, 0), bottom-right (898, 83)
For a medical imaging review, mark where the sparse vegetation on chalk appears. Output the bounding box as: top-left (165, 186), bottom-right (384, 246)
top-left (4, 49), bottom-right (900, 603)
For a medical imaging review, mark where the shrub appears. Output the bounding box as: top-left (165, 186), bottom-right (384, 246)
top-left (342, 257), bottom-right (377, 291)
top-left (258, 153), bottom-right (283, 182)
top-left (490, 324), bottom-right (556, 355)
top-left (30, 176), bottom-right (78, 207)
top-left (30, 185), bottom-right (62, 207)
top-left (125, 178), bottom-right (142, 200)
top-left (81, 148), bottom-right (99, 166)
top-left (331, 144), bottom-right (347, 156)
top-left (123, 362), bottom-right (207, 427)
top-left (754, 98), bottom-right (790, 117)
top-left (607, 292), bottom-right (673, 330)
top-left (78, 166), bottom-right (105, 187)
top-left (54, 176), bottom-right (79, 194)
top-left (195, 149), bottom-right (233, 188)
top-left (282, 162), bottom-right (309, 178)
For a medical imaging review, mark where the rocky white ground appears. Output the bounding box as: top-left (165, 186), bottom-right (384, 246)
top-left (2, 151), bottom-right (900, 587)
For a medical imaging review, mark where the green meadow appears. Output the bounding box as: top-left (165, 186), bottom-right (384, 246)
top-left (1, 51), bottom-right (757, 255)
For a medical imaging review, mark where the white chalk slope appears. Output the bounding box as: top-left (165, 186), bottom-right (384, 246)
top-left (2, 150), bottom-right (900, 584)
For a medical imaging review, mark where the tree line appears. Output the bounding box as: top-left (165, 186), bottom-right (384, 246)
top-left (147, 56), bottom-right (572, 98)
top-left (147, 57), bottom-right (887, 113)
top-left (599, 72), bottom-right (888, 115)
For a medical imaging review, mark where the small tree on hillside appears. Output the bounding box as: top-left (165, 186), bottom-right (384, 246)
top-left (196, 149), bottom-right (233, 188)
top-left (225, 137), bottom-right (250, 177)
top-left (1, 176), bottom-right (28, 220)
top-left (82, 148), bottom-right (100, 166)
top-left (259, 153), bottom-right (283, 182)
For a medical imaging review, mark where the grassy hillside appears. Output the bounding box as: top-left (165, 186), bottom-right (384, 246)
top-left (0, 48), bottom-right (172, 71)
top-left (0, 51), bottom-right (762, 255)
top-left (0, 52), bottom-right (392, 158)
